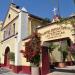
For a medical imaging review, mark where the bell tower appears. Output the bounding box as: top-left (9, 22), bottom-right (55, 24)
top-left (52, 8), bottom-right (60, 22)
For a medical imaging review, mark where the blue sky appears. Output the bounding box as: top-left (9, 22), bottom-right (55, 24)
top-left (0, 0), bottom-right (75, 21)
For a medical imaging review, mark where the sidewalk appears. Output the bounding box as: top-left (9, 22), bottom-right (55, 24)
top-left (49, 72), bottom-right (75, 75)
top-left (1, 66), bottom-right (75, 75)
top-left (47, 66), bottom-right (75, 75)
top-left (0, 67), bottom-right (30, 75)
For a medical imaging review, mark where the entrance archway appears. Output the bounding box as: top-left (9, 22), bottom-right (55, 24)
top-left (41, 38), bottom-right (72, 74)
top-left (4, 47), bottom-right (10, 67)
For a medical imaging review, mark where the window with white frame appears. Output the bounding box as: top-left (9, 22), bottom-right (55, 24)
top-left (13, 23), bottom-right (15, 34)
top-left (4, 31), bottom-right (6, 39)
top-left (3, 23), bottom-right (16, 40)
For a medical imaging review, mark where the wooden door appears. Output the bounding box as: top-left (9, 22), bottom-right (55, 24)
top-left (4, 47), bottom-right (10, 68)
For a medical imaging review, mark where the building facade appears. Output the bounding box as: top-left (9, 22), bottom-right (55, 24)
top-left (37, 17), bottom-right (75, 75)
top-left (0, 3), bottom-right (47, 74)
top-left (22, 15), bottom-right (75, 75)
top-left (0, 3), bottom-right (75, 75)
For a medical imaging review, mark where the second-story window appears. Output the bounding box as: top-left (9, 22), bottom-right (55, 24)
top-left (8, 28), bottom-right (10, 36)
top-left (31, 25), bottom-right (37, 33)
top-left (13, 23), bottom-right (15, 34)
top-left (4, 31), bottom-right (6, 39)
top-left (3, 23), bottom-right (16, 40)
top-left (8, 14), bottom-right (11, 19)
top-left (3, 25), bottom-right (11, 40)
top-left (8, 25), bottom-right (11, 36)
top-left (4, 29), bottom-right (9, 40)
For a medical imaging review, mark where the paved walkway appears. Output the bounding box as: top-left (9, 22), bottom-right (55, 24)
top-left (0, 67), bottom-right (30, 75)
top-left (49, 72), bottom-right (75, 75)
top-left (47, 66), bottom-right (75, 75)
top-left (0, 66), bottom-right (75, 75)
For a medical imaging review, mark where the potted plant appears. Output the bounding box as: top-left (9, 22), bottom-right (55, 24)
top-left (58, 45), bottom-right (68, 68)
top-left (48, 43), bottom-right (57, 69)
top-left (21, 32), bottom-right (41, 75)
top-left (9, 52), bottom-right (15, 70)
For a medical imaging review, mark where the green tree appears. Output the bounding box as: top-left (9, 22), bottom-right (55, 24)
top-left (21, 32), bottom-right (41, 66)
top-left (58, 41), bottom-right (68, 62)
top-left (9, 52), bottom-right (15, 62)
top-left (48, 43), bottom-right (58, 64)
top-left (58, 46), bottom-right (68, 62)
top-left (48, 43), bottom-right (57, 54)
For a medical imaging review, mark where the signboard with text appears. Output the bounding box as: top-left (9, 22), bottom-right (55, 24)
top-left (38, 24), bottom-right (72, 41)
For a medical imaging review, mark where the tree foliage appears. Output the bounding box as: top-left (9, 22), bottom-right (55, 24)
top-left (9, 52), bottom-right (15, 62)
top-left (21, 32), bottom-right (41, 66)
top-left (48, 43), bottom-right (58, 53)
top-left (58, 43), bottom-right (68, 62)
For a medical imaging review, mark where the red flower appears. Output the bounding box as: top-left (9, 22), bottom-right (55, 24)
top-left (21, 32), bottom-right (41, 63)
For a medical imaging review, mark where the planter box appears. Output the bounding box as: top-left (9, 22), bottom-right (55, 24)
top-left (58, 62), bottom-right (65, 68)
top-left (31, 66), bottom-right (39, 75)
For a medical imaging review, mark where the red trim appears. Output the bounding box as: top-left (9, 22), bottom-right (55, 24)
top-left (0, 63), bottom-right (5, 67)
top-left (0, 64), bottom-right (1, 67)
top-left (0, 64), bottom-right (31, 74)
top-left (9, 65), bottom-right (31, 74)
top-left (18, 66), bottom-right (31, 74)
top-left (42, 46), bottom-right (50, 75)
top-left (0, 61), bottom-right (75, 74)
